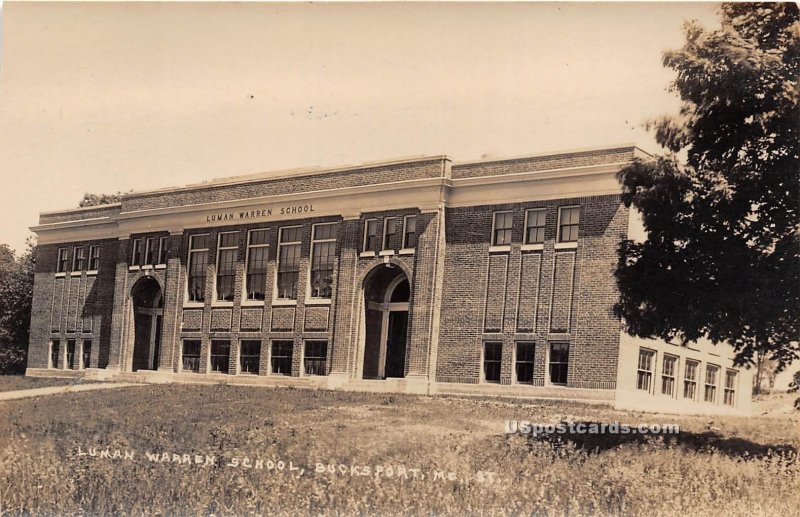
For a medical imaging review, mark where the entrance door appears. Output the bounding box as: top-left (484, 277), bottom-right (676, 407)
top-left (361, 266), bottom-right (410, 380)
top-left (131, 277), bottom-right (164, 372)
top-left (384, 311), bottom-right (408, 378)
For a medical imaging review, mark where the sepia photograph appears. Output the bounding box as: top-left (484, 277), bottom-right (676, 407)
top-left (0, 1), bottom-right (797, 515)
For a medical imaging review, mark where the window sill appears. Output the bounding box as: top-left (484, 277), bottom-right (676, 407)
top-left (398, 248), bottom-right (415, 255)
top-left (241, 299), bottom-right (266, 307)
top-left (182, 303), bottom-right (205, 309)
top-left (305, 298), bottom-right (332, 306)
top-left (378, 250), bottom-right (395, 256)
top-left (488, 245), bottom-right (511, 253)
top-left (521, 243), bottom-right (544, 252)
top-left (86, 270), bottom-right (99, 276)
top-left (554, 242), bottom-right (578, 250)
top-left (128, 265), bottom-right (140, 271)
top-left (211, 301), bottom-right (235, 308)
top-left (272, 299), bottom-right (298, 306)
top-left (142, 265), bottom-right (154, 270)
top-left (359, 251), bottom-right (376, 258)
top-left (55, 272), bottom-right (66, 278)
top-left (155, 264), bottom-right (167, 270)
top-left (70, 271), bottom-right (81, 277)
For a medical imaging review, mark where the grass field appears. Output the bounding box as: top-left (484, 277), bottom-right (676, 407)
top-left (0, 375), bottom-right (96, 393)
top-left (0, 384), bottom-right (797, 516)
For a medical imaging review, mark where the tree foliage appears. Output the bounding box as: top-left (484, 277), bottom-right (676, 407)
top-left (78, 192), bottom-right (126, 207)
top-left (0, 238), bottom-right (35, 374)
top-left (615, 3), bottom-right (799, 367)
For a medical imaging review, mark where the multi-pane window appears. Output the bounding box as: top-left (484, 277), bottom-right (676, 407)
top-left (492, 211), bottom-right (513, 246)
top-left (131, 238), bottom-right (144, 266)
top-left (187, 234), bottom-right (211, 303)
top-left (239, 340), bottom-right (260, 374)
top-left (158, 237), bottom-right (169, 264)
top-left (525, 209), bottom-right (546, 245)
top-left (73, 247), bottom-right (86, 271)
top-left (245, 229), bottom-right (269, 301)
top-left (661, 354), bottom-right (677, 396)
top-left (271, 340), bottom-right (293, 375)
top-left (88, 245), bottom-right (101, 271)
top-left (57, 248), bottom-right (69, 273)
top-left (558, 206), bottom-right (580, 243)
top-left (363, 219), bottom-right (379, 252)
top-left (383, 218), bottom-right (397, 250)
top-left (277, 227), bottom-right (302, 299)
top-left (311, 224), bottom-right (337, 298)
top-left (515, 342), bottom-right (535, 384)
top-left (304, 341), bottom-right (328, 376)
top-left (50, 339), bottom-right (60, 369)
top-left (210, 340), bottom-right (231, 374)
top-left (636, 348), bottom-right (655, 392)
top-left (81, 340), bottom-right (92, 369)
top-left (549, 342), bottom-right (569, 385)
top-left (182, 340), bottom-right (201, 373)
top-left (684, 360), bottom-right (699, 400)
top-left (66, 339), bottom-right (76, 370)
top-left (704, 364), bottom-right (719, 403)
top-left (483, 342), bottom-right (502, 383)
top-left (216, 232), bottom-right (238, 302)
top-left (403, 215), bottom-right (418, 249)
top-left (724, 370), bottom-right (737, 406)
top-left (145, 237), bottom-right (160, 266)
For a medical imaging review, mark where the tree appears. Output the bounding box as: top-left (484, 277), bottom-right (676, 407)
top-left (615, 3), bottom-right (799, 369)
top-left (78, 191), bottom-right (128, 207)
top-left (0, 238), bottom-right (35, 374)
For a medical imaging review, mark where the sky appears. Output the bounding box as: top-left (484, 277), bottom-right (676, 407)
top-left (0, 1), bottom-right (721, 253)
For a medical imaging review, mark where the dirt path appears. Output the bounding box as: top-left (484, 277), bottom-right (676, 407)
top-left (0, 382), bottom-right (144, 401)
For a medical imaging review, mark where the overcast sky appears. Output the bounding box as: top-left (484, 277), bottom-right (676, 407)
top-left (0, 1), bottom-right (720, 253)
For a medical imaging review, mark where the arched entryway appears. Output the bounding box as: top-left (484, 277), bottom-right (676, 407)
top-left (131, 276), bottom-right (163, 371)
top-left (362, 265), bottom-right (410, 379)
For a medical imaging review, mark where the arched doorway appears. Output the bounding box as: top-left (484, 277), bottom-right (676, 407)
top-left (362, 265), bottom-right (410, 379)
top-left (131, 276), bottom-right (163, 371)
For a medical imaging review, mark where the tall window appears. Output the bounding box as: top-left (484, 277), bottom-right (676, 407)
top-left (311, 223), bottom-right (337, 298)
top-left (383, 218), bottom-right (397, 250)
top-left (704, 364), bottom-right (719, 403)
top-left (245, 229), bottom-right (269, 301)
top-left (131, 238), bottom-right (144, 266)
top-left (483, 342), bottom-right (502, 383)
top-left (182, 340), bottom-right (201, 372)
top-left (303, 341), bottom-right (328, 376)
top-left (145, 237), bottom-right (160, 266)
top-left (88, 245), bottom-right (101, 270)
top-left (81, 340), bottom-right (92, 369)
top-left (661, 354), bottom-right (677, 396)
top-left (724, 370), bottom-right (737, 406)
top-left (210, 340), bottom-right (231, 374)
top-left (50, 339), bottom-right (60, 369)
top-left (549, 342), bottom-right (569, 385)
top-left (525, 209), bottom-right (546, 245)
top-left (240, 340), bottom-right (260, 374)
top-left (271, 340), bottom-right (293, 375)
top-left (492, 211), bottom-right (513, 246)
top-left (558, 206), bottom-right (580, 243)
top-left (66, 339), bottom-right (76, 370)
top-left (402, 215), bottom-right (418, 249)
top-left (216, 232), bottom-right (238, 302)
top-left (187, 234), bottom-right (211, 303)
top-left (277, 227), bottom-right (301, 299)
top-left (158, 237), bottom-right (169, 264)
top-left (515, 342), bottom-right (535, 384)
top-left (57, 248), bottom-right (69, 273)
top-left (683, 360), bottom-right (698, 400)
top-left (73, 247), bottom-right (86, 271)
top-left (636, 348), bottom-right (655, 392)
top-left (363, 219), bottom-right (379, 252)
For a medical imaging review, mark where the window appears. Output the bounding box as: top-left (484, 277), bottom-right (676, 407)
top-left (483, 342), bottom-right (502, 383)
top-left (383, 218), bottom-right (397, 250)
top-left (363, 219), bottom-right (379, 252)
top-left (182, 340), bottom-right (201, 373)
top-left (661, 354), bottom-right (677, 396)
top-left (144, 237), bottom-right (160, 266)
top-left (50, 339), bottom-right (60, 369)
top-left (303, 340), bottom-right (328, 376)
top-left (187, 234), bottom-right (211, 303)
top-left (81, 340), bottom-right (92, 369)
top-left (73, 247), bottom-right (86, 271)
top-left (245, 229), bottom-right (269, 301)
top-left (131, 238), bottom-right (144, 266)
top-left (311, 223), bottom-right (337, 298)
top-left (66, 339), bottom-right (76, 370)
top-left (88, 245), bottom-right (101, 270)
top-left (239, 340), bottom-right (260, 374)
top-left (492, 211), bottom-right (513, 246)
top-left (636, 348), bottom-right (655, 392)
top-left (549, 342), bottom-right (569, 385)
top-left (57, 248), bottom-right (69, 273)
top-left (210, 340), bottom-right (231, 374)
top-left (683, 360), bottom-right (698, 400)
top-left (402, 215), bottom-right (418, 249)
top-left (515, 342), bottom-right (535, 384)
top-left (724, 370), bottom-right (737, 406)
top-left (704, 364), bottom-right (719, 403)
top-left (525, 209), bottom-right (546, 245)
top-left (558, 206), bottom-right (580, 243)
top-left (158, 237), bottom-right (169, 264)
top-left (277, 227), bottom-right (301, 299)
top-left (216, 232), bottom-right (238, 302)
top-left (271, 340), bottom-right (293, 375)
